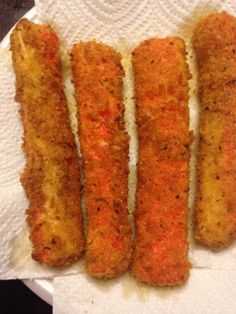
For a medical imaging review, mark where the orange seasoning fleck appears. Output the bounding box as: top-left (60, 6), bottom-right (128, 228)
top-left (71, 41), bottom-right (132, 279)
top-left (132, 38), bottom-right (192, 286)
top-left (41, 31), bottom-right (58, 69)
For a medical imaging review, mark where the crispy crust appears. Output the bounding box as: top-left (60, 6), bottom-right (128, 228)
top-left (10, 19), bottom-right (84, 266)
top-left (193, 12), bottom-right (236, 250)
top-left (71, 41), bottom-right (132, 279)
top-left (131, 38), bottom-right (191, 286)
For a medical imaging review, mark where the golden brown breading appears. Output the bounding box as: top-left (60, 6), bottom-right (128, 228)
top-left (195, 111), bottom-right (236, 249)
top-left (71, 41), bottom-right (132, 279)
top-left (193, 12), bottom-right (236, 250)
top-left (131, 38), bottom-right (191, 286)
top-left (10, 18), bottom-right (84, 266)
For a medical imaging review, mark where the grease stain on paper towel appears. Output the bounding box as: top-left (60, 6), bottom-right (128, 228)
top-left (121, 273), bottom-right (186, 301)
top-left (10, 230), bottom-right (32, 270)
top-left (90, 272), bottom-right (186, 302)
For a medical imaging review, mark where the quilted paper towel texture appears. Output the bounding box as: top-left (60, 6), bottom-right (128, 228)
top-left (53, 270), bottom-right (236, 314)
top-left (0, 0), bottom-right (236, 280)
top-left (35, 0), bottom-right (235, 47)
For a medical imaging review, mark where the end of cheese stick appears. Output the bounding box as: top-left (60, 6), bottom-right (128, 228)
top-left (195, 112), bottom-right (236, 250)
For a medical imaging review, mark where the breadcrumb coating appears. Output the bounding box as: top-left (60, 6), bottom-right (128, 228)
top-left (10, 19), bottom-right (84, 266)
top-left (131, 38), bottom-right (191, 285)
top-left (71, 41), bottom-right (132, 279)
top-left (193, 12), bottom-right (236, 250)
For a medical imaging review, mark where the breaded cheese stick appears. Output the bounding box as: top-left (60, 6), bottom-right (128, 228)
top-left (193, 12), bottom-right (236, 250)
top-left (71, 41), bottom-right (132, 278)
top-left (132, 38), bottom-right (192, 285)
top-left (10, 19), bottom-right (84, 266)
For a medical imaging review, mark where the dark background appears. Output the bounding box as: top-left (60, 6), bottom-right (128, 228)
top-left (0, 1), bottom-right (52, 313)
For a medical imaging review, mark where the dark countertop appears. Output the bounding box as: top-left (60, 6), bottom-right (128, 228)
top-left (0, 0), bottom-right (34, 40)
top-left (0, 1), bottom-right (52, 313)
top-left (0, 280), bottom-right (52, 314)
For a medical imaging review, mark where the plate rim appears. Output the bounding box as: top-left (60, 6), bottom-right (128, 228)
top-left (0, 6), bottom-right (53, 306)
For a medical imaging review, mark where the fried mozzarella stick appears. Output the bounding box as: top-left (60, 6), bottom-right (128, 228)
top-left (10, 19), bottom-right (84, 266)
top-left (71, 42), bottom-right (132, 278)
top-left (193, 12), bottom-right (236, 250)
top-left (132, 38), bottom-right (192, 285)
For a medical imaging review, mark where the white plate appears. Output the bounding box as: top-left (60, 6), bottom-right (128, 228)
top-left (0, 7), bottom-right (53, 306)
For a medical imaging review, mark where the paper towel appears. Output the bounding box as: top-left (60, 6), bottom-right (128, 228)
top-left (0, 0), bottom-right (236, 281)
top-left (53, 270), bottom-right (236, 314)
top-left (35, 0), bottom-right (235, 48)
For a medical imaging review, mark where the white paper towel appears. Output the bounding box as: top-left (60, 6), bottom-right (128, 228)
top-left (53, 270), bottom-right (236, 314)
top-left (35, 0), bottom-right (235, 48)
top-left (0, 0), bottom-right (236, 282)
